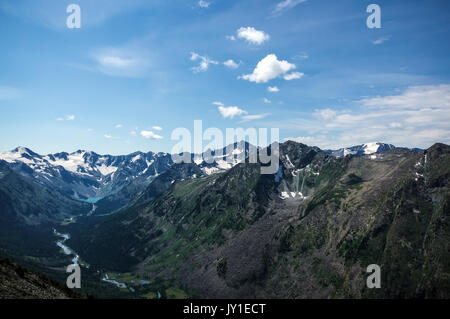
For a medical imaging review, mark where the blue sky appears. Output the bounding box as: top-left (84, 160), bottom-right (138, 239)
top-left (1, 0), bottom-right (449, 155)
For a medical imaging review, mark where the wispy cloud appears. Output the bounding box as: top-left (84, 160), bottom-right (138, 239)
top-left (283, 71), bottom-right (304, 80)
top-left (373, 37), bottom-right (390, 45)
top-left (284, 84), bottom-right (450, 149)
top-left (198, 0), bottom-right (211, 8)
top-left (104, 134), bottom-right (113, 139)
top-left (190, 52), bottom-right (219, 73)
top-left (56, 115), bottom-right (75, 121)
top-left (240, 113), bottom-right (270, 122)
top-left (115, 124), bottom-right (123, 129)
top-left (92, 44), bottom-right (151, 78)
top-left (268, 86), bottom-right (280, 92)
top-left (152, 126), bottom-right (163, 131)
top-left (272, 0), bottom-right (307, 17)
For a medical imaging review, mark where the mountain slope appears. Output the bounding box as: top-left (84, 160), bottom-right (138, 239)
top-left (0, 258), bottom-right (80, 299)
top-left (66, 142), bottom-right (450, 298)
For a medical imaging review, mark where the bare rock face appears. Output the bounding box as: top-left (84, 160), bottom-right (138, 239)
top-left (0, 258), bottom-right (80, 299)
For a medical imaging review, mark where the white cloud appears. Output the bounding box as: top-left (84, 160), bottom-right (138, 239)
top-left (223, 59), bottom-right (240, 69)
top-left (240, 54), bottom-right (297, 83)
top-left (212, 101), bottom-right (224, 107)
top-left (313, 108), bottom-right (337, 121)
top-left (263, 98), bottom-right (271, 104)
top-left (283, 71), bottom-right (304, 80)
top-left (373, 37), bottom-right (389, 45)
top-left (272, 0), bottom-right (307, 16)
top-left (236, 27), bottom-right (270, 45)
top-left (57, 115), bottom-right (75, 121)
top-left (104, 134), bottom-right (112, 139)
top-left (115, 124), bottom-right (123, 129)
top-left (198, 0), bottom-right (210, 8)
top-left (190, 52), bottom-right (219, 73)
top-left (92, 43), bottom-right (151, 78)
top-left (283, 84), bottom-right (450, 149)
top-left (268, 86), bottom-right (280, 92)
top-left (0, 85), bottom-right (22, 100)
top-left (152, 126), bottom-right (163, 131)
top-left (130, 130), bottom-right (137, 136)
top-left (294, 52), bottom-right (309, 59)
top-left (389, 122), bottom-right (402, 128)
top-left (359, 84), bottom-right (450, 110)
top-left (218, 106), bottom-right (247, 119)
top-left (241, 113), bottom-right (270, 121)
top-left (141, 130), bottom-right (163, 139)
top-left (226, 35), bottom-right (236, 41)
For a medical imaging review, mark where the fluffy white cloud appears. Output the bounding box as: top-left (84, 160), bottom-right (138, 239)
top-left (104, 134), bottom-right (112, 139)
top-left (198, 0), bottom-right (210, 8)
top-left (283, 71), bottom-right (304, 80)
top-left (115, 124), bottom-right (123, 128)
top-left (152, 126), bottom-right (163, 131)
top-left (190, 52), bottom-right (219, 73)
top-left (223, 59), bottom-right (239, 69)
top-left (218, 106), bottom-right (247, 119)
top-left (267, 86), bottom-right (280, 92)
top-left (213, 101), bottom-right (266, 121)
top-left (263, 98), bottom-right (271, 104)
top-left (240, 54), bottom-right (297, 83)
top-left (236, 27), bottom-right (270, 45)
top-left (272, 0), bottom-right (307, 16)
top-left (141, 130), bottom-right (163, 139)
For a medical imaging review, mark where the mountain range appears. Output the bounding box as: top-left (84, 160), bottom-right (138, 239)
top-left (0, 141), bottom-right (448, 299)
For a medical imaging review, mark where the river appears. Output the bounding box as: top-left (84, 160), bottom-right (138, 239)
top-left (53, 204), bottom-right (149, 294)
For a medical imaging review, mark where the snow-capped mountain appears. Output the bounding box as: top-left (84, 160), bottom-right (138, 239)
top-left (326, 142), bottom-right (397, 158)
top-left (0, 142), bottom-right (255, 202)
top-left (0, 147), bottom-right (173, 200)
top-left (197, 141), bottom-right (258, 175)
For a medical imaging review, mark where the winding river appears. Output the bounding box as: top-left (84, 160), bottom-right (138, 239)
top-left (53, 204), bottom-right (146, 293)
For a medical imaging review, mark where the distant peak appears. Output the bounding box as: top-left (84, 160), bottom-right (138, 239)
top-left (12, 146), bottom-right (37, 156)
